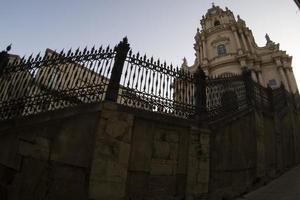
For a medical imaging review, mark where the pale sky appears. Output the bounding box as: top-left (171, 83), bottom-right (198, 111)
top-left (1, 0), bottom-right (299, 84)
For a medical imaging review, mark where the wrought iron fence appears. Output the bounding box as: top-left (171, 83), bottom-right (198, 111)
top-left (206, 74), bottom-right (248, 121)
top-left (252, 81), bottom-right (272, 112)
top-left (0, 45), bottom-right (115, 120)
top-left (0, 38), bottom-right (297, 122)
top-left (118, 51), bottom-right (196, 118)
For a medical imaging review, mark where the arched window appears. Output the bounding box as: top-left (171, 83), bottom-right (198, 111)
top-left (214, 20), bottom-right (220, 26)
top-left (217, 44), bottom-right (227, 56)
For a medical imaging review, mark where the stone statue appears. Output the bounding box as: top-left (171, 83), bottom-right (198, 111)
top-left (182, 57), bottom-right (188, 66)
top-left (265, 33), bottom-right (271, 43)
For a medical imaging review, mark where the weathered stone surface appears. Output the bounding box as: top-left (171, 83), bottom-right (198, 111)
top-left (0, 101), bottom-right (299, 200)
top-left (0, 131), bottom-right (21, 170)
top-left (150, 159), bottom-right (176, 176)
top-left (186, 126), bottom-right (211, 200)
top-left (19, 137), bottom-right (50, 160)
top-left (126, 118), bottom-right (189, 199)
top-left (51, 113), bottom-right (98, 168)
top-left (89, 102), bottom-right (134, 200)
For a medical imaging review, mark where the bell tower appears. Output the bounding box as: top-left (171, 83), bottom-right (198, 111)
top-left (182, 5), bottom-right (298, 94)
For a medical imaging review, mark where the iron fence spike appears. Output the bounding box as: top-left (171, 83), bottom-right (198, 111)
top-left (67, 48), bottom-right (72, 56)
top-left (35, 52), bottom-right (41, 61)
top-left (83, 46), bottom-right (88, 54)
top-left (75, 47), bottom-right (80, 55)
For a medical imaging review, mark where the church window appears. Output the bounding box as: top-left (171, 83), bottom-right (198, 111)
top-left (268, 79), bottom-right (277, 87)
top-left (214, 20), bottom-right (220, 26)
top-left (217, 44), bottom-right (226, 56)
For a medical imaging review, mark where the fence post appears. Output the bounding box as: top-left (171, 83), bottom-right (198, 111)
top-left (194, 67), bottom-right (207, 119)
top-left (0, 45), bottom-right (11, 76)
top-left (105, 37), bottom-right (130, 102)
top-left (242, 68), bottom-right (254, 107)
top-left (267, 85), bottom-right (274, 112)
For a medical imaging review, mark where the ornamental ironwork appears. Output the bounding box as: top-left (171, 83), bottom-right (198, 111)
top-left (0, 38), bottom-right (297, 123)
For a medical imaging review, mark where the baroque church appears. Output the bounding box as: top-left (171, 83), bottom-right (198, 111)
top-left (182, 4), bottom-right (299, 94)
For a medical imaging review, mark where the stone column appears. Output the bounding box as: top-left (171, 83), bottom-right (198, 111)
top-left (186, 126), bottom-right (210, 200)
top-left (199, 44), bottom-right (203, 63)
top-left (202, 40), bottom-right (207, 59)
top-left (284, 68), bottom-right (293, 92)
top-left (89, 102), bottom-right (134, 200)
top-left (239, 30), bottom-right (249, 52)
top-left (285, 68), bottom-right (297, 93)
top-left (245, 32), bottom-right (255, 53)
top-left (251, 70), bottom-right (258, 82)
top-left (258, 72), bottom-right (265, 87)
top-left (278, 67), bottom-right (290, 92)
top-left (201, 38), bottom-right (209, 65)
top-left (232, 27), bottom-right (243, 55)
top-left (290, 69), bottom-right (298, 93)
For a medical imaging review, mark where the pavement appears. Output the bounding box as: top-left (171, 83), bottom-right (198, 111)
top-left (236, 165), bottom-right (300, 200)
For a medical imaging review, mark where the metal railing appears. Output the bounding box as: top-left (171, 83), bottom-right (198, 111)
top-left (0, 38), bottom-right (297, 122)
top-left (0, 45), bottom-right (115, 120)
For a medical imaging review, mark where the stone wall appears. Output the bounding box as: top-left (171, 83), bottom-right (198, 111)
top-left (0, 102), bottom-right (299, 200)
top-left (209, 109), bottom-right (300, 200)
top-left (126, 117), bottom-right (189, 199)
top-left (209, 113), bottom-right (257, 200)
top-left (0, 104), bottom-right (101, 200)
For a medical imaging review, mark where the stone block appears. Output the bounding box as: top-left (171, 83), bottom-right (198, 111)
top-left (105, 118), bottom-right (129, 139)
top-left (129, 120), bottom-right (152, 171)
top-left (166, 132), bottom-right (179, 143)
top-left (148, 175), bottom-right (177, 197)
top-left (126, 171), bottom-right (149, 198)
top-left (118, 142), bottom-right (130, 165)
top-left (90, 159), bottom-right (127, 183)
top-left (200, 134), bottom-right (210, 145)
top-left (89, 180), bottom-right (126, 200)
top-left (153, 141), bottom-right (170, 160)
top-left (197, 169), bottom-right (210, 183)
top-left (94, 139), bottom-right (118, 158)
top-left (19, 137), bottom-right (50, 160)
top-left (150, 159), bottom-right (176, 175)
top-left (0, 132), bottom-right (21, 170)
top-left (50, 113), bottom-right (97, 168)
top-left (46, 164), bottom-right (87, 200)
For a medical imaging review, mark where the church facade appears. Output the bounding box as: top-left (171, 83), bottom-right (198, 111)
top-left (183, 5), bottom-right (298, 94)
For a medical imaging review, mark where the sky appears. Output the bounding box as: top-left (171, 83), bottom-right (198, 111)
top-left (1, 0), bottom-right (300, 84)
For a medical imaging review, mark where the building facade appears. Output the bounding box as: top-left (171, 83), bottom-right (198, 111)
top-left (183, 5), bottom-right (298, 93)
